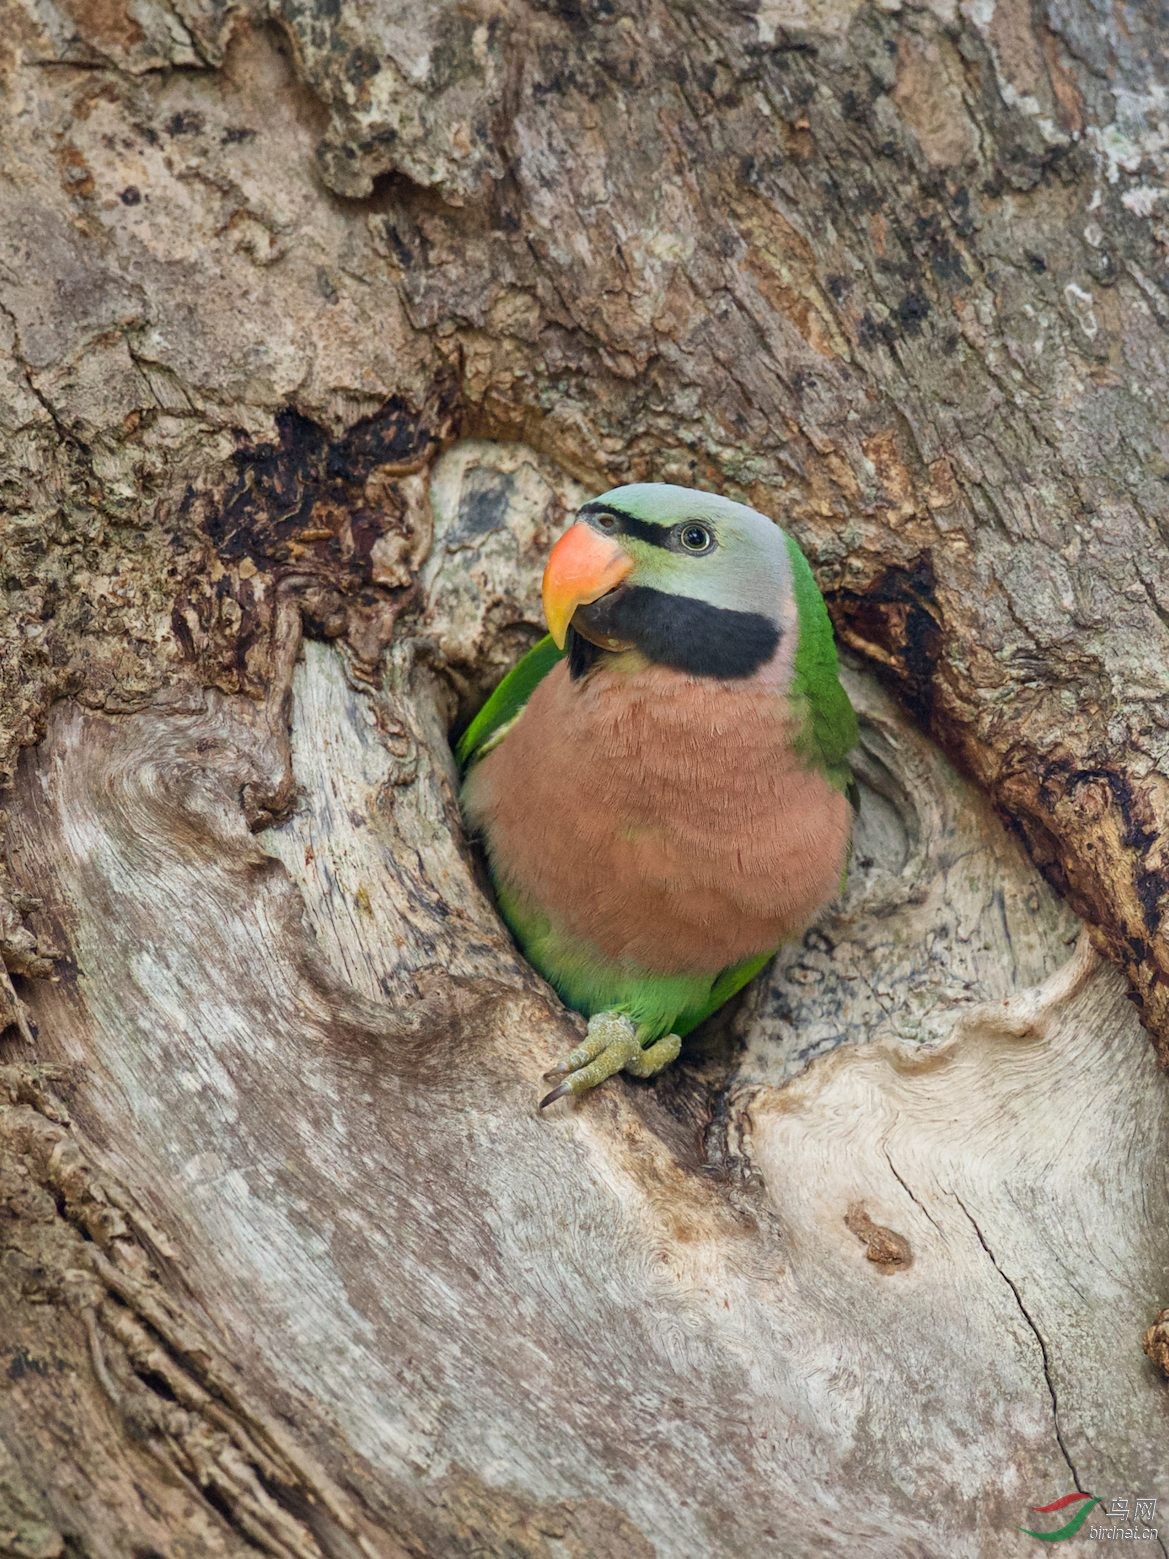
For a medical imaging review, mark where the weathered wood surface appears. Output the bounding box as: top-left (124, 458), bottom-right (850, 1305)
top-left (2, 441), bottom-right (1166, 1556)
top-left (2, 0), bottom-right (1169, 1551)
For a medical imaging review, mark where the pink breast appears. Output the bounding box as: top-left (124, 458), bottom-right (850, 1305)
top-left (463, 659), bottom-right (851, 974)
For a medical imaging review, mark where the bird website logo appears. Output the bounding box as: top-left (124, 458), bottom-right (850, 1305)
top-left (1018, 1492), bottom-right (1159, 1543)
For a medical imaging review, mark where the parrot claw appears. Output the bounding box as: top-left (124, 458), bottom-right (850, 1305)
top-left (538, 1079), bottom-right (574, 1109)
top-left (538, 1013), bottom-right (682, 1110)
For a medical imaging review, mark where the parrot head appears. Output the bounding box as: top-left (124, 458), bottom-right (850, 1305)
top-left (541, 483), bottom-right (789, 680)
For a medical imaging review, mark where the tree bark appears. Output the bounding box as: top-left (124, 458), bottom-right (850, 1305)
top-left (1, 2), bottom-right (1168, 1555)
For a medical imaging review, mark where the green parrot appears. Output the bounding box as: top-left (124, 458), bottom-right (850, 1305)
top-left (457, 483), bottom-right (857, 1107)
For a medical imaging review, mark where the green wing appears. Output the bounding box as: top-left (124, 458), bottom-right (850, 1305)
top-left (784, 532), bottom-right (857, 792)
top-left (456, 634), bottom-right (565, 771)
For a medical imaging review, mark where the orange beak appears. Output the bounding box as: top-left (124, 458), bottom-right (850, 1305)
top-left (541, 523), bottom-right (634, 649)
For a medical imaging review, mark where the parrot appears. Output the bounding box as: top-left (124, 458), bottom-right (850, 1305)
top-left (457, 483), bottom-right (857, 1108)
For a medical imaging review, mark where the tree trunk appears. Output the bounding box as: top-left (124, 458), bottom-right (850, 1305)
top-left (1, 2), bottom-right (1168, 1555)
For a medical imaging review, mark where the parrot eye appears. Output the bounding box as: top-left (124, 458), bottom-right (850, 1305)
top-left (592, 512), bottom-right (617, 532)
top-left (678, 523), bottom-right (714, 554)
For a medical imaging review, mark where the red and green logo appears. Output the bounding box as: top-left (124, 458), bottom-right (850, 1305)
top-left (1018, 1493), bottom-right (1101, 1542)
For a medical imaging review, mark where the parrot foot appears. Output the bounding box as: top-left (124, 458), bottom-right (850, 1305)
top-left (539, 1013), bottom-right (681, 1109)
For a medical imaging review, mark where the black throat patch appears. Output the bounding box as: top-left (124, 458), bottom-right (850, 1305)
top-left (568, 586), bottom-right (780, 681)
top-left (566, 625), bottom-right (604, 680)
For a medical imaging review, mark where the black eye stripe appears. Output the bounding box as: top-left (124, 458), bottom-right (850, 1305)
top-left (579, 503), bottom-right (670, 548)
top-left (579, 502), bottom-right (716, 553)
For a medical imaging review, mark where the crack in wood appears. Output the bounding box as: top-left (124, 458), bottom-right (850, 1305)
top-left (952, 1190), bottom-right (1083, 1495)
